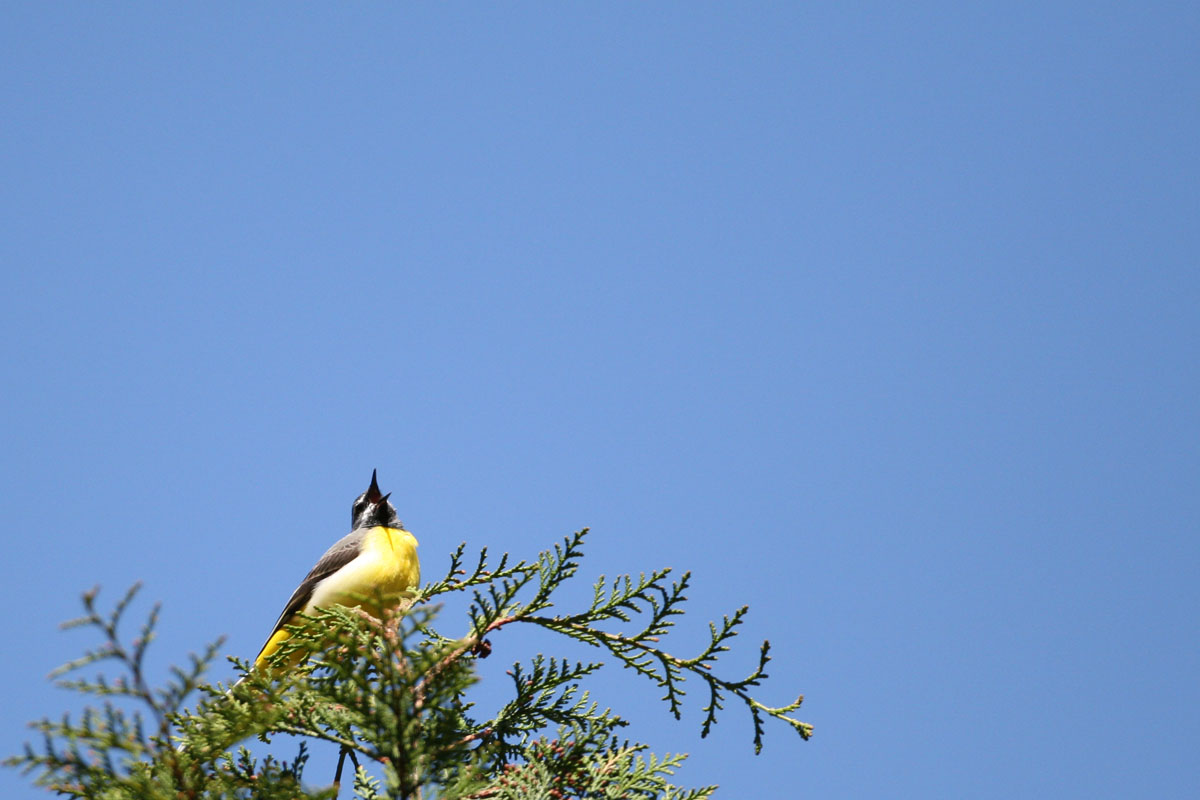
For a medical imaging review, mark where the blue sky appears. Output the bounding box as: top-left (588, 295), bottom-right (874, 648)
top-left (2, 3), bottom-right (1197, 797)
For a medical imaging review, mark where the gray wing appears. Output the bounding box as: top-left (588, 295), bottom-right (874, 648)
top-left (257, 529), bottom-right (366, 654)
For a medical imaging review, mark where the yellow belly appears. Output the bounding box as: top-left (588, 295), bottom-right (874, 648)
top-left (255, 526), bottom-right (419, 671)
top-left (310, 526), bottom-right (420, 612)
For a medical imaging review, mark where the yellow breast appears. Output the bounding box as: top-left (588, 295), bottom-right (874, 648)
top-left (359, 526), bottom-right (421, 598)
top-left (255, 527), bottom-right (420, 671)
top-left (309, 526), bottom-right (420, 614)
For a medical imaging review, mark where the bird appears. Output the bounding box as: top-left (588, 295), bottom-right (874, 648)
top-left (252, 470), bottom-right (421, 673)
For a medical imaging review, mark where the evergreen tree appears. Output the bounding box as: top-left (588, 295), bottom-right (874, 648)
top-left (8, 530), bottom-right (811, 798)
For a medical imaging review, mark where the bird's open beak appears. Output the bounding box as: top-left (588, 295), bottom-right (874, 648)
top-left (366, 469), bottom-right (383, 503)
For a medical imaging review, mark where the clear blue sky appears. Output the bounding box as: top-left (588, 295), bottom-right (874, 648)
top-left (2, 3), bottom-right (1197, 797)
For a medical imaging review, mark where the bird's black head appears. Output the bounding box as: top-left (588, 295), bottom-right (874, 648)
top-left (351, 469), bottom-right (402, 530)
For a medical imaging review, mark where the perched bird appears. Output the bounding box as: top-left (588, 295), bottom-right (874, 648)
top-left (253, 470), bottom-right (421, 672)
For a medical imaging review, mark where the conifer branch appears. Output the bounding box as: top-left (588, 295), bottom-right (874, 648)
top-left (9, 528), bottom-right (810, 798)
top-left (416, 529), bottom-right (813, 751)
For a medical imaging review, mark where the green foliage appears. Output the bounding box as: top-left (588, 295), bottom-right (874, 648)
top-left (7, 529), bottom-right (810, 798)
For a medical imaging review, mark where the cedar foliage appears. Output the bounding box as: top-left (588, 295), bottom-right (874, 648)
top-left (8, 529), bottom-right (811, 798)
